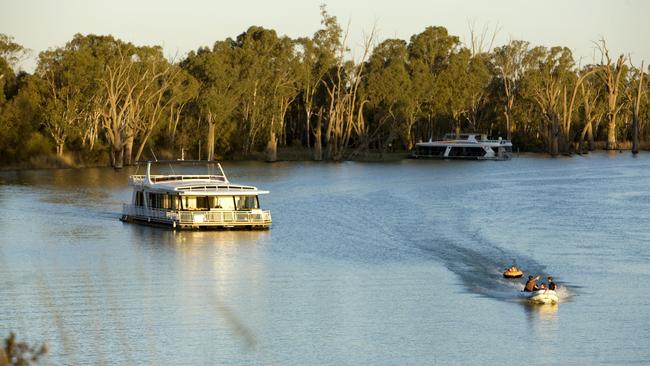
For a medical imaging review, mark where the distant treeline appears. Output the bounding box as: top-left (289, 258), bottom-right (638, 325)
top-left (0, 6), bottom-right (648, 168)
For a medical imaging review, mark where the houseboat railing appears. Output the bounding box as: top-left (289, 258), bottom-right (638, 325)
top-left (483, 139), bottom-right (511, 144)
top-left (122, 204), bottom-right (272, 225)
top-left (128, 175), bottom-right (228, 185)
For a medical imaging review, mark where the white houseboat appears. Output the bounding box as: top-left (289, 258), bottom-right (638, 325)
top-left (412, 133), bottom-right (513, 160)
top-left (121, 160), bottom-right (271, 230)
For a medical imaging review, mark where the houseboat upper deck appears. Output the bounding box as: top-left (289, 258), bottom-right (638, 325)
top-left (121, 160), bottom-right (272, 230)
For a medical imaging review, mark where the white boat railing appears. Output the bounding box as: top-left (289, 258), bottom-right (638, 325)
top-left (129, 175), bottom-right (227, 186)
top-left (122, 204), bottom-right (272, 225)
top-left (482, 139), bottom-right (512, 144)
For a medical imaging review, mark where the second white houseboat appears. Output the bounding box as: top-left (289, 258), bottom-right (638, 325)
top-left (412, 133), bottom-right (513, 160)
top-left (121, 160), bottom-right (272, 229)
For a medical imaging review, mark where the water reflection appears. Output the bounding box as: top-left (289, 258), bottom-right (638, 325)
top-left (524, 302), bottom-right (559, 321)
top-left (523, 302), bottom-right (560, 348)
top-left (124, 224), bottom-right (271, 356)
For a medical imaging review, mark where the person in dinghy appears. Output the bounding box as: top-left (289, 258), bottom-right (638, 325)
top-left (547, 276), bottom-right (557, 290)
top-left (523, 275), bottom-right (539, 292)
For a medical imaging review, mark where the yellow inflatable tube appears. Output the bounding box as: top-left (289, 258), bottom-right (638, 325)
top-left (503, 268), bottom-right (523, 278)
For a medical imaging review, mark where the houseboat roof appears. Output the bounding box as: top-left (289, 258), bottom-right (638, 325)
top-left (416, 132), bottom-right (512, 147)
top-left (129, 160), bottom-right (269, 195)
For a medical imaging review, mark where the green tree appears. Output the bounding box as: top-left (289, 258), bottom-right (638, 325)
top-left (232, 26), bottom-right (298, 160)
top-left (295, 5), bottom-right (342, 159)
top-left (36, 49), bottom-right (86, 157)
top-left (521, 46), bottom-right (576, 155)
top-left (0, 34), bottom-right (29, 70)
top-left (364, 38), bottom-right (413, 151)
top-left (128, 46), bottom-right (198, 163)
top-left (407, 26), bottom-right (459, 140)
top-left (182, 41), bottom-right (240, 160)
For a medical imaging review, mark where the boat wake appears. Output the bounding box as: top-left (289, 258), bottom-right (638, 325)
top-left (406, 225), bottom-right (573, 303)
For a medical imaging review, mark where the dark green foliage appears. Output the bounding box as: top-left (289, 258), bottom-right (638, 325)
top-left (0, 15), bottom-right (647, 166)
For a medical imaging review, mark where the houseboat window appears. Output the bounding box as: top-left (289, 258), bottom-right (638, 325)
top-left (146, 193), bottom-right (171, 209)
top-left (182, 196), bottom-right (210, 210)
top-left (416, 146), bottom-right (446, 156)
top-left (135, 191), bottom-right (144, 206)
top-left (208, 197), bottom-right (219, 209)
top-left (196, 196), bottom-right (209, 210)
top-left (235, 196), bottom-right (258, 210)
top-left (217, 196), bottom-right (236, 210)
top-left (162, 194), bottom-right (170, 209)
top-left (207, 196), bottom-right (236, 210)
top-left (448, 146), bottom-right (485, 157)
top-left (183, 196), bottom-right (197, 210)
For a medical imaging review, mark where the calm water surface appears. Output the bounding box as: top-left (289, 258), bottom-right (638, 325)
top-left (1, 153), bottom-right (649, 365)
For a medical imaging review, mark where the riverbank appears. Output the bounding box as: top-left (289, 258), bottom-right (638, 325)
top-left (1, 144), bottom-right (647, 171)
top-left (0, 147), bottom-right (410, 170)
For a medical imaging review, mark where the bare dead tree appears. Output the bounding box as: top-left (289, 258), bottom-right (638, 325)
top-left (467, 19), bottom-right (499, 56)
top-left (313, 106), bottom-right (324, 160)
top-left (100, 55), bottom-right (149, 168)
top-left (132, 63), bottom-right (185, 162)
top-left (564, 68), bottom-right (598, 153)
top-left (81, 96), bottom-right (102, 151)
top-left (577, 76), bottom-right (604, 152)
top-left (324, 24), bottom-right (376, 160)
top-left (596, 39), bottom-right (626, 150)
top-left (632, 61), bottom-right (645, 154)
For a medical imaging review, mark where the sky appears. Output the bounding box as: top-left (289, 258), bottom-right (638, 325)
top-left (2, 0), bottom-right (649, 72)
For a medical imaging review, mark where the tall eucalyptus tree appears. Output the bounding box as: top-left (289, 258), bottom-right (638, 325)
top-left (407, 26), bottom-right (459, 141)
top-left (364, 38), bottom-right (412, 151)
top-left (295, 5), bottom-right (342, 159)
top-left (596, 40), bottom-right (627, 150)
top-left (493, 40), bottom-right (530, 140)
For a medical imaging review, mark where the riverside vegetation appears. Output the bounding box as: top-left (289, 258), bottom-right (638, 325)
top-left (0, 6), bottom-right (648, 169)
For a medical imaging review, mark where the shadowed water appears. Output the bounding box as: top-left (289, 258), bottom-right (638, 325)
top-left (1, 152), bottom-right (649, 365)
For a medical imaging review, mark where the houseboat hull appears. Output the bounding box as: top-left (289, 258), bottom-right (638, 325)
top-left (120, 215), bottom-right (271, 230)
top-left (121, 205), bottom-right (271, 230)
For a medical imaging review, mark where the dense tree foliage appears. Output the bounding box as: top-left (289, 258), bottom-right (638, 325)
top-left (0, 10), bottom-right (648, 167)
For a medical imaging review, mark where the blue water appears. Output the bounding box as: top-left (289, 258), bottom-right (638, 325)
top-left (1, 152), bottom-right (649, 365)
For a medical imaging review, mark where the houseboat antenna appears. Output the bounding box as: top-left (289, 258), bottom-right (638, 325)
top-left (149, 147), bottom-right (158, 161)
top-left (218, 163), bottom-right (229, 183)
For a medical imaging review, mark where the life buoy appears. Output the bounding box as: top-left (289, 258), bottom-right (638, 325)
top-left (503, 269), bottom-right (523, 278)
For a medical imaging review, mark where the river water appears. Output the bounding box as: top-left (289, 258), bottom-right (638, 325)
top-left (1, 153), bottom-right (649, 365)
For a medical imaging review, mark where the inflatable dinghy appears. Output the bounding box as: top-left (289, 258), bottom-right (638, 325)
top-left (527, 289), bottom-right (559, 304)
